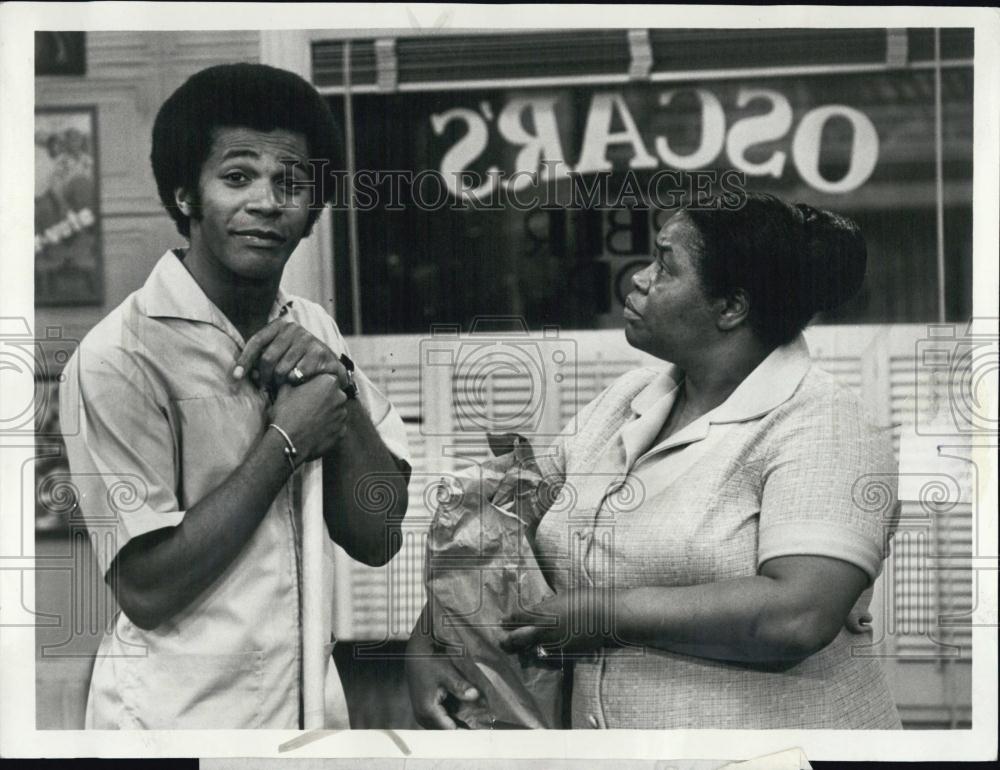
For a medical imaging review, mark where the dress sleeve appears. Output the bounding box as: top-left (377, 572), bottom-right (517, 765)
top-left (757, 386), bottom-right (898, 584)
top-left (60, 341), bottom-right (184, 577)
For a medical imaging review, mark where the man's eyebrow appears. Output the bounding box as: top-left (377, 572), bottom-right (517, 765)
top-left (219, 148), bottom-right (308, 170)
top-left (220, 148), bottom-right (261, 161)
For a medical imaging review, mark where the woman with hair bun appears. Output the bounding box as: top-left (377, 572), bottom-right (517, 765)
top-left (408, 193), bottom-right (901, 729)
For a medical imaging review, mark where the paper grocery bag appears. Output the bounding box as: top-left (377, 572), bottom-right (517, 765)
top-left (424, 434), bottom-right (564, 729)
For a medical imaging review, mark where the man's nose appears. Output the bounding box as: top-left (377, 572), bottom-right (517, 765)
top-left (245, 182), bottom-right (281, 216)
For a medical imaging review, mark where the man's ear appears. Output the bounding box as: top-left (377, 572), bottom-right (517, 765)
top-left (717, 288), bottom-right (749, 332)
top-left (174, 187), bottom-right (194, 217)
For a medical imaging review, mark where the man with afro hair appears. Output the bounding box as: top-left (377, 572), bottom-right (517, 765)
top-left (61, 63), bottom-right (411, 729)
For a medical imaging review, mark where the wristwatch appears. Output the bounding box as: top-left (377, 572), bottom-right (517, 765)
top-left (339, 353), bottom-right (359, 400)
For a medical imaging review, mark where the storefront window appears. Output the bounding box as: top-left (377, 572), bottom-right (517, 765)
top-left (322, 38), bottom-right (973, 334)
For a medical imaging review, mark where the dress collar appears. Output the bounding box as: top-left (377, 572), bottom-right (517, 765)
top-left (629, 334), bottom-right (813, 424)
top-left (622, 334), bottom-right (813, 466)
top-left (710, 333), bottom-right (812, 424)
top-left (629, 365), bottom-right (684, 416)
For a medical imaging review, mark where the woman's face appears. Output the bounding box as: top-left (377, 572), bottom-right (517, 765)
top-left (623, 211), bottom-right (720, 362)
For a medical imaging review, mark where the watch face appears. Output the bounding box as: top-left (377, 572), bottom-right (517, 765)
top-left (338, 353), bottom-right (358, 398)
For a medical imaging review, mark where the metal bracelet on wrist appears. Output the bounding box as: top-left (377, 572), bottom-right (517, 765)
top-left (267, 422), bottom-right (298, 472)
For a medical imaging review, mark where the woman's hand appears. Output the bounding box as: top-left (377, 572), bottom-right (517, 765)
top-left (500, 590), bottom-right (610, 656)
top-left (490, 435), bottom-right (543, 509)
top-left (487, 434), bottom-right (564, 527)
top-left (405, 629), bottom-right (481, 730)
top-left (846, 608), bottom-right (873, 634)
top-left (233, 319), bottom-right (349, 391)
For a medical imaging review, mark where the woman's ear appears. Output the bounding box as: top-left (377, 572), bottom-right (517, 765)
top-left (717, 289), bottom-right (749, 332)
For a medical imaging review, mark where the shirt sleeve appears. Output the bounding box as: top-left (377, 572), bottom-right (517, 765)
top-left (351, 362), bottom-right (412, 470)
top-left (60, 340), bottom-right (184, 577)
top-left (757, 386), bottom-right (898, 584)
top-left (301, 300), bottom-right (412, 470)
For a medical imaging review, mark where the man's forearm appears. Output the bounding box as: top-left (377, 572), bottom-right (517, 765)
top-left (112, 428), bottom-right (293, 630)
top-left (322, 399), bottom-right (409, 566)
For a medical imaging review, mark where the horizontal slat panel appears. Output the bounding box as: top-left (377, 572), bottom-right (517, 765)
top-left (649, 28), bottom-right (887, 72)
top-left (908, 28), bottom-right (975, 63)
top-left (313, 29), bottom-right (973, 93)
top-left (311, 39), bottom-right (377, 87)
top-left (396, 30), bottom-right (630, 84)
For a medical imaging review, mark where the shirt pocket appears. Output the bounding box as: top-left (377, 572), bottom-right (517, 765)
top-left (118, 650), bottom-right (265, 729)
top-left (173, 393), bottom-right (265, 507)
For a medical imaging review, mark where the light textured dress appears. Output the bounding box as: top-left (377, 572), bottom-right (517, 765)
top-left (533, 336), bottom-right (902, 729)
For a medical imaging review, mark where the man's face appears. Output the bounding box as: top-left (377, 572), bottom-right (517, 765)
top-left (180, 127), bottom-right (312, 283)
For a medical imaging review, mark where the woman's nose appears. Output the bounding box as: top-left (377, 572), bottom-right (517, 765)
top-left (632, 264), bottom-right (653, 292)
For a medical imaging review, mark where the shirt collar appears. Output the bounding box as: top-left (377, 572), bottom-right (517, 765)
top-left (140, 249), bottom-right (292, 337)
top-left (629, 333), bottom-right (812, 424)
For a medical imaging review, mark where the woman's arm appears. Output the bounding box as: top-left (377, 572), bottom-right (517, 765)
top-left (505, 383), bottom-right (894, 664)
top-left (502, 553), bottom-right (869, 664)
top-left (405, 604), bottom-right (482, 729)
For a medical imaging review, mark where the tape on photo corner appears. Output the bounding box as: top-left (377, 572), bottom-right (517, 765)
top-left (719, 747), bottom-right (811, 770)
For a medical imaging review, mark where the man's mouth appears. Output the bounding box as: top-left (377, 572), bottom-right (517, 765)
top-left (231, 228), bottom-right (285, 244)
top-left (624, 297), bottom-right (642, 318)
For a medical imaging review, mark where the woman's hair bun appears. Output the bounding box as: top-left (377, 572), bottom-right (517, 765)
top-left (683, 191), bottom-right (868, 347)
top-left (794, 203), bottom-right (867, 313)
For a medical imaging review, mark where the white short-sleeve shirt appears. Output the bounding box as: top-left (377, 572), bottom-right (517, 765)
top-left (60, 250), bottom-right (410, 729)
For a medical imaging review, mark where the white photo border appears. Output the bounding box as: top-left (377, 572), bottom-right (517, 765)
top-left (1, 2), bottom-right (997, 762)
